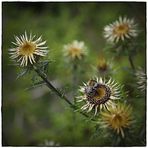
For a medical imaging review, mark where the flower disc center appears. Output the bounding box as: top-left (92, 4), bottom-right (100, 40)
top-left (86, 83), bottom-right (111, 105)
top-left (112, 114), bottom-right (123, 127)
top-left (20, 42), bottom-right (36, 56)
top-left (69, 47), bottom-right (81, 57)
top-left (113, 24), bottom-right (129, 35)
top-left (94, 87), bottom-right (106, 100)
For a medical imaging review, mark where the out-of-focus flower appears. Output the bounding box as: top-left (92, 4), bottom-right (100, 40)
top-left (39, 140), bottom-right (60, 146)
top-left (77, 77), bottom-right (121, 116)
top-left (97, 57), bottom-right (112, 75)
top-left (100, 103), bottom-right (133, 138)
top-left (104, 16), bottom-right (138, 43)
top-left (63, 40), bottom-right (87, 60)
top-left (135, 68), bottom-right (146, 92)
top-left (9, 32), bottom-right (48, 67)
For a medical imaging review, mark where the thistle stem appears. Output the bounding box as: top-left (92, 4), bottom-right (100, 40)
top-left (128, 55), bottom-right (135, 71)
top-left (33, 65), bottom-right (73, 106)
top-left (33, 65), bottom-right (95, 121)
top-left (72, 62), bottom-right (78, 104)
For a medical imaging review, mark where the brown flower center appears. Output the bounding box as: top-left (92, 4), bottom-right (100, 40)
top-left (113, 24), bottom-right (129, 36)
top-left (111, 114), bottom-right (123, 127)
top-left (68, 47), bottom-right (82, 58)
top-left (85, 82), bottom-right (111, 105)
top-left (19, 42), bottom-right (36, 56)
top-left (98, 61), bottom-right (108, 72)
top-left (94, 87), bottom-right (106, 99)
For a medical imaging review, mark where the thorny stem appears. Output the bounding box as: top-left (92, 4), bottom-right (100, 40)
top-left (33, 65), bottom-right (96, 121)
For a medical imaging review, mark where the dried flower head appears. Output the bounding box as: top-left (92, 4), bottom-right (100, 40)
top-left (77, 77), bottom-right (121, 116)
top-left (135, 68), bottom-right (146, 92)
top-left (104, 16), bottom-right (138, 43)
top-left (9, 32), bottom-right (48, 67)
top-left (100, 103), bottom-right (133, 138)
top-left (63, 40), bottom-right (87, 60)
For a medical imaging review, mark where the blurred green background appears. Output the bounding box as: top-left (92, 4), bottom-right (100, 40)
top-left (2, 2), bottom-right (146, 146)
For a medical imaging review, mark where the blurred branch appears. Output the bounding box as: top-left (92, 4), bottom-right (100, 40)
top-left (72, 62), bottom-right (78, 104)
top-left (128, 55), bottom-right (135, 71)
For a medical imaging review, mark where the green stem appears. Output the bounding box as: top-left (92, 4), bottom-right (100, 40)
top-left (128, 55), bottom-right (135, 71)
top-left (33, 65), bottom-right (95, 121)
top-left (71, 62), bottom-right (78, 124)
top-left (72, 62), bottom-right (78, 104)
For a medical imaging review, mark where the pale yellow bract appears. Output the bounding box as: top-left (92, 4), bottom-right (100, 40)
top-left (9, 32), bottom-right (48, 67)
top-left (63, 40), bottom-right (87, 60)
top-left (104, 17), bottom-right (138, 43)
top-left (100, 103), bottom-right (133, 138)
top-left (135, 68), bottom-right (146, 92)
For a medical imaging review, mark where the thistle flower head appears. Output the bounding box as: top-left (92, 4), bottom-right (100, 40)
top-left (100, 103), bottom-right (133, 138)
top-left (9, 32), bottom-right (48, 67)
top-left (104, 16), bottom-right (138, 43)
top-left (77, 77), bottom-right (121, 116)
top-left (97, 57), bottom-right (112, 74)
top-left (135, 68), bottom-right (146, 92)
top-left (63, 40), bottom-right (87, 60)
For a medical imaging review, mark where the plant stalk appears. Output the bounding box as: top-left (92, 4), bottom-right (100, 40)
top-left (33, 65), bottom-right (95, 121)
top-left (128, 55), bottom-right (135, 71)
top-left (72, 62), bottom-right (78, 104)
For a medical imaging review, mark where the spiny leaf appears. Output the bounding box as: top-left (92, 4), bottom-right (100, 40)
top-left (16, 68), bottom-right (29, 80)
top-left (25, 80), bottom-right (46, 90)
